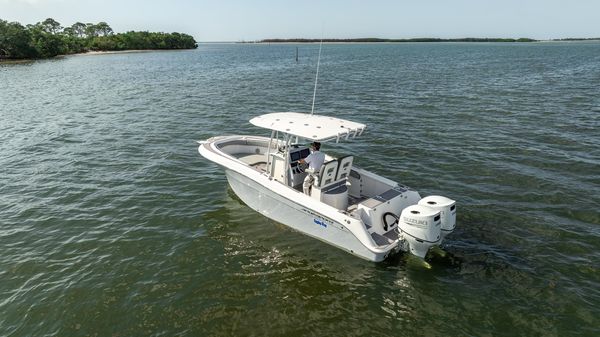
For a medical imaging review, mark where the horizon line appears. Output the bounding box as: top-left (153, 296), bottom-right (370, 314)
top-left (196, 37), bottom-right (600, 43)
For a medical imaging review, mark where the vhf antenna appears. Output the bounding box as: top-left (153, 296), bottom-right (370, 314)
top-left (310, 38), bottom-right (323, 115)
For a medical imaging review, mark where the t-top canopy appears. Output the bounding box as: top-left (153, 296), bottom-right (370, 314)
top-left (249, 112), bottom-right (366, 142)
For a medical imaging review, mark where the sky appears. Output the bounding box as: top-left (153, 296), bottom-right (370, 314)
top-left (1, 0), bottom-right (599, 41)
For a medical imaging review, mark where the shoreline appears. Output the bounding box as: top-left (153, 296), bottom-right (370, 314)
top-left (1, 49), bottom-right (190, 63)
top-left (72, 49), bottom-right (184, 57)
top-left (0, 58), bottom-right (35, 64)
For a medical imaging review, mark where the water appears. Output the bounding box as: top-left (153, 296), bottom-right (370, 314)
top-left (1, 43), bottom-right (599, 336)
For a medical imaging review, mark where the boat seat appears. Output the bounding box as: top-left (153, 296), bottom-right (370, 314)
top-left (313, 159), bottom-right (349, 210)
top-left (336, 155), bottom-right (353, 181)
top-left (316, 160), bottom-right (339, 189)
top-left (237, 153), bottom-right (267, 165)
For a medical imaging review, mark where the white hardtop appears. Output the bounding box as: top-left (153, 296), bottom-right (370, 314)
top-left (249, 112), bottom-right (366, 142)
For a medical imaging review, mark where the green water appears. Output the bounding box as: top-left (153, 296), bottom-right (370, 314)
top-left (1, 43), bottom-right (599, 336)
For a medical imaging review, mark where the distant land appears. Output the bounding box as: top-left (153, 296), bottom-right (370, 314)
top-left (0, 18), bottom-right (197, 61)
top-left (256, 37), bottom-right (600, 43)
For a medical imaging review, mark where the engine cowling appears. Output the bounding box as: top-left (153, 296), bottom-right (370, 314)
top-left (399, 205), bottom-right (441, 258)
top-left (418, 195), bottom-right (456, 242)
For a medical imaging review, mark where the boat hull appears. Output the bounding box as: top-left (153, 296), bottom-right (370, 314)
top-left (224, 169), bottom-right (392, 262)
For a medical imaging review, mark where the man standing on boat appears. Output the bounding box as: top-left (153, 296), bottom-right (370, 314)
top-left (299, 142), bottom-right (325, 195)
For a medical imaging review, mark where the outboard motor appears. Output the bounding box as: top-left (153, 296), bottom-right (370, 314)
top-left (418, 196), bottom-right (456, 242)
top-left (399, 205), bottom-right (441, 258)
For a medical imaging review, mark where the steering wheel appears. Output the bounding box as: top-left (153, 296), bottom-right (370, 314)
top-left (297, 162), bottom-right (308, 173)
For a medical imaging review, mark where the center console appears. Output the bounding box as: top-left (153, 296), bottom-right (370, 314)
top-left (288, 145), bottom-right (310, 186)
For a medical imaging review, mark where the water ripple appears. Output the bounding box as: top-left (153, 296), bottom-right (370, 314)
top-left (1, 43), bottom-right (599, 336)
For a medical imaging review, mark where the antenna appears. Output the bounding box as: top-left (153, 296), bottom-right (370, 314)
top-left (310, 38), bottom-right (323, 115)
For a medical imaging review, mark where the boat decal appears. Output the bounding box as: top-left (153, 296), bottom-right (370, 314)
top-left (402, 216), bottom-right (429, 228)
top-left (313, 218), bottom-right (328, 228)
top-left (301, 208), bottom-right (334, 224)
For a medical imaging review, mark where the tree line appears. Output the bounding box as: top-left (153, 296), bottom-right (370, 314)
top-left (0, 18), bottom-right (198, 60)
top-left (260, 37), bottom-right (538, 43)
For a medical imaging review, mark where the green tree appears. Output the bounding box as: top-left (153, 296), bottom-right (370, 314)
top-left (62, 26), bottom-right (75, 36)
top-left (40, 18), bottom-right (62, 34)
top-left (95, 22), bottom-right (113, 36)
top-left (60, 33), bottom-right (86, 54)
top-left (0, 20), bottom-right (37, 59)
top-left (71, 22), bottom-right (86, 37)
top-left (28, 21), bottom-right (66, 57)
top-left (1, 18), bottom-right (197, 60)
top-left (84, 23), bottom-right (98, 38)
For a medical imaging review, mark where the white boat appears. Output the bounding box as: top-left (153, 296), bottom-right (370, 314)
top-left (198, 112), bottom-right (457, 262)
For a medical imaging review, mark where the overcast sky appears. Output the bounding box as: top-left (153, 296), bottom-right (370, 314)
top-left (1, 0), bottom-right (599, 41)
